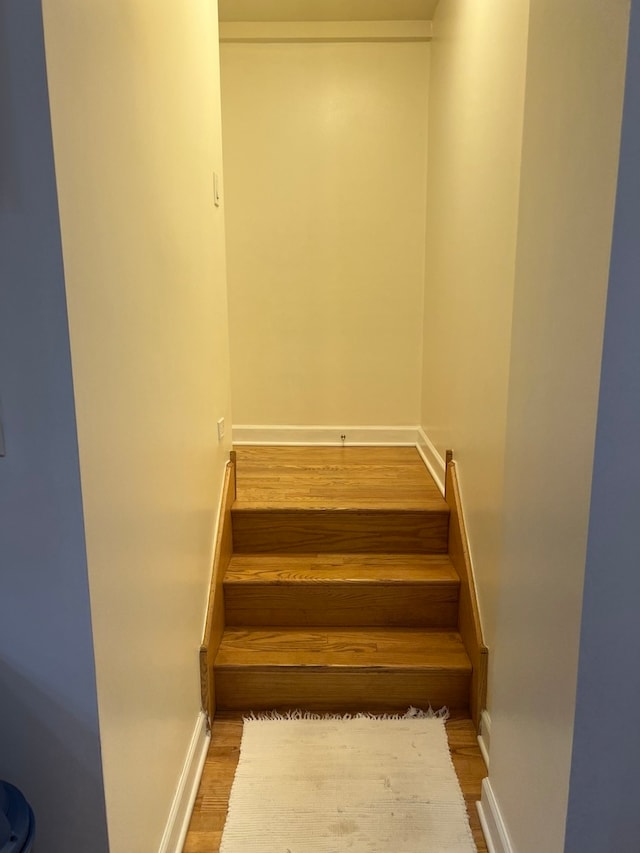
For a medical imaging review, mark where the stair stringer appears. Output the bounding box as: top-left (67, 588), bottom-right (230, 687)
top-left (199, 453), bottom-right (236, 729)
top-left (445, 457), bottom-right (489, 733)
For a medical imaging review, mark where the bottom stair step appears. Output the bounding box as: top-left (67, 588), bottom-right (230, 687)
top-left (214, 628), bottom-right (471, 714)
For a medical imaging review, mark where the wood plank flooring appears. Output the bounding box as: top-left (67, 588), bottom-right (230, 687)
top-left (233, 446), bottom-right (446, 509)
top-left (183, 712), bottom-right (488, 853)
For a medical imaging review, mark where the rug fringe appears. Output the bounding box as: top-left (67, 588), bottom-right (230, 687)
top-left (243, 706), bottom-right (450, 722)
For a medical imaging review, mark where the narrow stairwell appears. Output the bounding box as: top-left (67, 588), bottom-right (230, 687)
top-left (214, 447), bottom-right (474, 715)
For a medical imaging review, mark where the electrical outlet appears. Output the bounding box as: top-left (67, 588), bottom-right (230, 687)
top-left (217, 417), bottom-right (225, 441)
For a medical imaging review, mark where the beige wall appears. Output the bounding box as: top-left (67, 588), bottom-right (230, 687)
top-left (42, 2), bottom-right (232, 851)
top-left (421, 0), bottom-right (530, 654)
top-left (488, 1), bottom-right (629, 850)
top-left (221, 38), bottom-right (429, 427)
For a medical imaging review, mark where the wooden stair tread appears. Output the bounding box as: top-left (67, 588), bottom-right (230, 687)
top-left (234, 446), bottom-right (444, 509)
top-left (216, 628), bottom-right (471, 671)
top-left (224, 553), bottom-right (459, 584)
top-left (233, 497), bottom-right (448, 510)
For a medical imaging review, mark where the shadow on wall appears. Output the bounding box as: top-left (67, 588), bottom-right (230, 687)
top-left (0, 3), bottom-right (108, 849)
top-left (0, 659), bottom-right (109, 852)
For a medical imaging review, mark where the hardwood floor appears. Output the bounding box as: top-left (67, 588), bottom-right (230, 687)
top-left (233, 446), bottom-right (446, 509)
top-left (183, 711), bottom-right (488, 853)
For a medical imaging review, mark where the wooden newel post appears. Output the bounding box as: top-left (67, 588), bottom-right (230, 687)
top-left (444, 449), bottom-right (453, 500)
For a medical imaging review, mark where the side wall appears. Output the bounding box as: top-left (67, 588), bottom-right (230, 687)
top-left (42, 2), bottom-right (232, 851)
top-left (420, 0), bottom-right (530, 656)
top-left (488, 2), bottom-right (630, 851)
top-left (221, 37), bottom-right (429, 427)
top-left (565, 3), bottom-right (640, 849)
top-left (0, 3), bottom-right (108, 851)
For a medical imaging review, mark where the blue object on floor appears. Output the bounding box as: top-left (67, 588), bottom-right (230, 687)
top-left (0, 782), bottom-right (35, 852)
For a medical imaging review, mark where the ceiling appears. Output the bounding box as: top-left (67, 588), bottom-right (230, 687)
top-left (218, 0), bottom-right (440, 23)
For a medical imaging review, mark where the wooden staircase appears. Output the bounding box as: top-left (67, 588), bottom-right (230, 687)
top-left (206, 447), bottom-right (485, 719)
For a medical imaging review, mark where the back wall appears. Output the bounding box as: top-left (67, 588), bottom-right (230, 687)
top-left (221, 37), bottom-right (430, 427)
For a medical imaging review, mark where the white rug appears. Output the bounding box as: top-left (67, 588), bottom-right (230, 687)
top-left (219, 711), bottom-right (477, 853)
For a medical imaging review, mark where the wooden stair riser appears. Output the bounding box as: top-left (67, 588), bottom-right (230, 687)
top-left (231, 508), bottom-right (450, 554)
top-left (215, 669), bottom-right (470, 714)
top-left (223, 583), bottom-right (459, 628)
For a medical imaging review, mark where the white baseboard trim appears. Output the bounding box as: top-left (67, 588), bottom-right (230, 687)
top-left (158, 712), bottom-right (210, 853)
top-left (477, 778), bottom-right (514, 853)
top-left (478, 709), bottom-right (491, 770)
top-left (232, 424), bottom-right (419, 447)
top-left (416, 428), bottom-right (446, 495)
